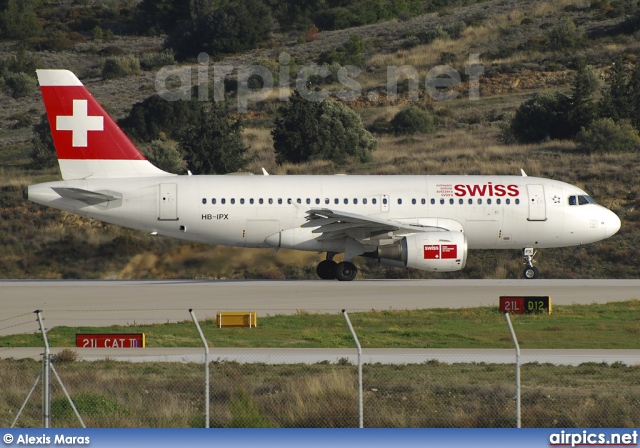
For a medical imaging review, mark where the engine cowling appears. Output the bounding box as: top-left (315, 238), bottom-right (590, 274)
top-left (378, 232), bottom-right (467, 272)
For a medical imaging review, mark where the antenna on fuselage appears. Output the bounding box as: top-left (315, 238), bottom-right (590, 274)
top-left (520, 169), bottom-right (528, 177)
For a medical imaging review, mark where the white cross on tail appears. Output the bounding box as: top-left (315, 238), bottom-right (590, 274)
top-left (56, 99), bottom-right (104, 147)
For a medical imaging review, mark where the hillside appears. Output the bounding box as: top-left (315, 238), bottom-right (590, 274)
top-left (0, 0), bottom-right (639, 280)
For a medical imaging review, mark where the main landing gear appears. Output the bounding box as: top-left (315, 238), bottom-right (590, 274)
top-left (316, 253), bottom-right (358, 281)
top-left (523, 247), bottom-right (540, 279)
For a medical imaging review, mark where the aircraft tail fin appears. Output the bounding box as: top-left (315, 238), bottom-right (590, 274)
top-left (36, 69), bottom-right (173, 180)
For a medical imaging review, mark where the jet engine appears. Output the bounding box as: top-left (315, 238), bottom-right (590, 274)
top-left (377, 232), bottom-right (467, 272)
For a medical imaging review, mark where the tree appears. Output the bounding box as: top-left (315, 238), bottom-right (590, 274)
top-left (506, 93), bottom-right (572, 143)
top-left (167, 0), bottom-right (272, 61)
top-left (600, 58), bottom-right (631, 123)
top-left (272, 90), bottom-right (377, 165)
top-left (119, 94), bottom-right (203, 143)
top-left (505, 64), bottom-right (600, 144)
top-left (568, 63), bottom-right (599, 136)
top-left (178, 101), bottom-right (253, 174)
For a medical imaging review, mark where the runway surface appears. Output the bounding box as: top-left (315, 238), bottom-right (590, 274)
top-left (2, 279), bottom-right (639, 365)
top-left (2, 279), bottom-right (640, 336)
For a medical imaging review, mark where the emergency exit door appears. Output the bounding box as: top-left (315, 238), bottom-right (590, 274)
top-left (527, 184), bottom-right (546, 221)
top-left (159, 183), bottom-right (178, 221)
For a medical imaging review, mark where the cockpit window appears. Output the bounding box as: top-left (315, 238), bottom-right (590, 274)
top-left (569, 195), bottom-right (595, 206)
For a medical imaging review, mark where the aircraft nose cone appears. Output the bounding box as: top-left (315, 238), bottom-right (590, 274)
top-left (605, 210), bottom-right (621, 238)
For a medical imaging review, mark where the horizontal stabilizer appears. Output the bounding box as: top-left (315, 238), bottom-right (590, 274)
top-left (52, 187), bottom-right (121, 205)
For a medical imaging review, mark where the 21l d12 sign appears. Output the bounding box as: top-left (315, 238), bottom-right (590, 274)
top-left (499, 296), bottom-right (552, 315)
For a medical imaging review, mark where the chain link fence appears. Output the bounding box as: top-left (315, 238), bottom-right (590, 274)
top-left (1, 310), bottom-right (639, 428)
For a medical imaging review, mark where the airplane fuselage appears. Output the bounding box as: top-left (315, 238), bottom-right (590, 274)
top-left (27, 174), bottom-right (620, 252)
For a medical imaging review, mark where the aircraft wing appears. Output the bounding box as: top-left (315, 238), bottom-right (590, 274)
top-left (52, 187), bottom-right (121, 206)
top-left (302, 208), bottom-right (448, 242)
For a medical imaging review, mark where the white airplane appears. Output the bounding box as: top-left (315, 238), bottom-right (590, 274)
top-left (26, 69), bottom-right (621, 281)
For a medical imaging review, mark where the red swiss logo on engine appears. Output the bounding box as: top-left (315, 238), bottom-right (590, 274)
top-left (424, 244), bottom-right (457, 259)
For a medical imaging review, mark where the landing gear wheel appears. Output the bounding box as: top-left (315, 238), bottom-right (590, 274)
top-left (317, 260), bottom-right (337, 280)
top-left (523, 266), bottom-right (539, 279)
top-left (335, 261), bottom-right (357, 281)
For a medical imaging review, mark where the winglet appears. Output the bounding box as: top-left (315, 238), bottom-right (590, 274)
top-left (37, 69), bottom-right (173, 180)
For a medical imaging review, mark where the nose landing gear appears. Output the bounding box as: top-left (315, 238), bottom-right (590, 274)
top-left (523, 247), bottom-right (539, 279)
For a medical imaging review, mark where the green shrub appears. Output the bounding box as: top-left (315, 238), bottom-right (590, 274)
top-left (139, 50), bottom-right (175, 71)
top-left (92, 25), bottom-right (104, 41)
top-left (2, 72), bottom-right (37, 98)
top-left (0, 0), bottom-right (42, 40)
top-left (548, 18), bottom-right (585, 50)
top-left (143, 139), bottom-right (187, 174)
top-left (30, 114), bottom-right (58, 170)
top-left (102, 54), bottom-right (141, 80)
top-left (273, 91), bottom-right (377, 165)
top-left (390, 106), bottom-right (436, 135)
top-left (576, 118), bottom-right (640, 153)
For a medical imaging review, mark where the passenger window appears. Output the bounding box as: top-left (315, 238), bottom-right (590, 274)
top-left (259, 198), bottom-right (264, 204)
top-left (412, 199), bottom-right (416, 205)
top-left (421, 199), bottom-right (426, 205)
top-left (496, 199), bottom-right (501, 205)
top-left (278, 198), bottom-right (283, 204)
top-left (344, 198), bottom-right (348, 204)
top-left (440, 199), bottom-right (445, 204)
top-left (478, 199), bottom-right (482, 205)
top-left (354, 198), bottom-right (358, 204)
top-left (325, 198), bottom-right (330, 204)
top-left (372, 198), bottom-right (377, 204)
top-left (487, 199), bottom-right (491, 205)
top-left (221, 198), bottom-right (226, 204)
top-left (212, 198), bottom-right (217, 205)
top-left (287, 198), bottom-right (292, 205)
top-left (335, 198), bottom-right (339, 204)
top-left (306, 198), bottom-right (311, 205)
top-left (363, 198), bottom-right (367, 204)
top-left (231, 198), bottom-right (235, 204)
top-left (515, 199), bottom-right (520, 205)
top-left (383, 198), bottom-right (388, 205)
top-left (430, 198), bottom-right (435, 205)
top-left (506, 199), bottom-right (511, 205)
top-left (240, 198), bottom-right (245, 204)
top-left (269, 198), bottom-right (273, 204)
top-left (459, 198), bottom-right (464, 204)
top-left (450, 199), bottom-right (454, 204)
top-left (315, 198), bottom-right (320, 205)
top-left (250, 198), bottom-right (254, 204)
top-left (202, 198), bottom-right (207, 204)
top-left (468, 199), bottom-right (473, 204)
top-left (398, 199), bottom-right (402, 205)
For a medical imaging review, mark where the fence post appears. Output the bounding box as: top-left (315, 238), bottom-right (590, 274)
top-left (190, 309), bottom-right (210, 428)
top-left (342, 310), bottom-right (363, 428)
top-left (35, 310), bottom-right (50, 428)
top-left (504, 312), bottom-right (521, 428)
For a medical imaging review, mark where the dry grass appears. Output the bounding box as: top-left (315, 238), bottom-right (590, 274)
top-left (3, 358), bottom-right (640, 428)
